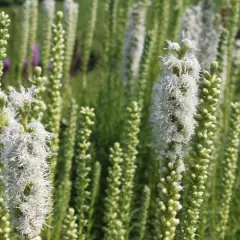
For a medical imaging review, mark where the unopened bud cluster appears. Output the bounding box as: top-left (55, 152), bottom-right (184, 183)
top-left (181, 62), bottom-right (221, 239)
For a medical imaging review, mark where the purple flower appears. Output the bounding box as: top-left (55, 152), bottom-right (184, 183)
top-left (48, 62), bottom-right (53, 69)
top-left (32, 43), bottom-right (40, 67)
top-left (3, 59), bottom-right (11, 72)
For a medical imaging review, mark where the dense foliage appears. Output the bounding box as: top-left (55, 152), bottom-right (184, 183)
top-left (0, 0), bottom-right (239, 240)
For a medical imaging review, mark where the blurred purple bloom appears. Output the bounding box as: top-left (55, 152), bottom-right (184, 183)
top-left (3, 59), bottom-right (11, 69)
top-left (48, 62), bottom-right (53, 69)
top-left (32, 43), bottom-right (40, 67)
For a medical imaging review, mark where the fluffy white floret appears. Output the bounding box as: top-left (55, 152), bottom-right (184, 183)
top-left (9, 86), bottom-right (35, 109)
top-left (0, 120), bottom-right (52, 238)
top-left (150, 37), bottom-right (200, 157)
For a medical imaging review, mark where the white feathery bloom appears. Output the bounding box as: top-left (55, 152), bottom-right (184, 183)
top-left (150, 37), bottom-right (200, 157)
top-left (0, 120), bottom-right (52, 238)
top-left (166, 40), bottom-right (181, 51)
top-left (181, 1), bottom-right (217, 69)
top-left (0, 87), bottom-right (52, 238)
top-left (121, 1), bottom-right (149, 85)
top-left (9, 86), bottom-right (35, 109)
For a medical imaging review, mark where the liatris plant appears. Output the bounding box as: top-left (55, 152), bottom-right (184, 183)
top-left (118, 0), bottom-right (134, 34)
top-left (63, 0), bottom-right (79, 83)
top-left (216, 28), bottom-right (229, 98)
top-left (168, 0), bottom-right (183, 41)
top-left (0, 87), bottom-right (52, 239)
top-left (74, 107), bottom-right (95, 240)
top-left (137, 23), bottom-right (157, 112)
top-left (121, 1), bottom-right (149, 89)
top-left (32, 43), bottom-right (40, 68)
top-left (86, 161), bottom-right (101, 239)
top-left (0, 12), bottom-right (10, 85)
top-left (107, 0), bottom-right (119, 53)
top-left (120, 101), bottom-right (141, 238)
top-left (28, 0), bottom-right (38, 72)
top-left (153, 0), bottom-right (169, 68)
top-left (1, 1), bottom-right (240, 239)
top-left (47, 11), bottom-right (64, 174)
top-left (180, 62), bottom-right (221, 239)
top-left (41, 0), bottom-right (55, 73)
top-left (82, 0), bottom-right (98, 89)
top-left (223, 0), bottom-right (240, 131)
top-left (104, 142), bottom-right (125, 240)
top-left (102, 0), bottom-right (121, 70)
top-left (150, 34), bottom-right (200, 240)
top-left (217, 102), bottom-right (240, 239)
top-left (137, 185), bottom-right (151, 240)
top-left (17, 0), bottom-right (31, 84)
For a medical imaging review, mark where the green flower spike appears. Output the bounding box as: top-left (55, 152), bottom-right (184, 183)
top-left (48, 11), bottom-right (65, 174)
top-left (120, 101), bottom-right (141, 238)
top-left (0, 12), bottom-right (10, 87)
top-left (74, 107), bottom-right (95, 240)
top-left (87, 161), bottom-right (101, 238)
top-left (52, 99), bottom-right (78, 240)
top-left (217, 102), bottom-right (240, 239)
top-left (104, 143), bottom-right (125, 240)
top-left (62, 208), bottom-right (78, 240)
top-left (30, 66), bottom-right (47, 121)
top-left (180, 62), bottom-right (221, 240)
